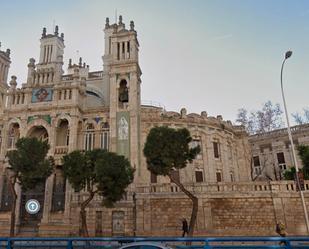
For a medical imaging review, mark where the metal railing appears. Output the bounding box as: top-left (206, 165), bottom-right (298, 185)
top-left (1, 237), bottom-right (309, 249)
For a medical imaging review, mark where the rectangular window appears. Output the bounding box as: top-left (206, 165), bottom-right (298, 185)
top-left (109, 37), bottom-right (111, 54)
top-left (216, 171), bottom-right (222, 182)
top-left (127, 41), bottom-right (130, 59)
top-left (277, 152), bottom-right (285, 164)
top-left (100, 131), bottom-right (109, 150)
top-left (150, 172), bottom-right (157, 183)
top-left (66, 130), bottom-right (70, 146)
top-left (213, 142), bottom-right (220, 158)
top-left (255, 167), bottom-right (262, 175)
top-left (117, 43), bottom-right (120, 60)
top-left (190, 140), bottom-right (202, 160)
top-left (253, 156), bottom-right (260, 167)
top-left (230, 172), bottom-right (234, 182)
top-left (84, 132), bottom-right (95, 151)
top-left (195, 171), bottom-right (203, 183)
top-left (277, 152), bottom-right (286, 171)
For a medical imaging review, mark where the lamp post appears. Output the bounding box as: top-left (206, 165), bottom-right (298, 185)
top-left (280, 50), bottom-right (309, 233)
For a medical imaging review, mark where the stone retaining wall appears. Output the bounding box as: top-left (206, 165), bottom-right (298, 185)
top-left (0, 181), bottom-right (308, 236)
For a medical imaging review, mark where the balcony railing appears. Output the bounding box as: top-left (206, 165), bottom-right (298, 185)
top-left (135, 181), bottom-right (309, 194)
top-left (54, 146), bottom-right (68, 155)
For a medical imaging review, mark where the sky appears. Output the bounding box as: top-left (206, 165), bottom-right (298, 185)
top-left (0, 0), bottom-right (308, 124)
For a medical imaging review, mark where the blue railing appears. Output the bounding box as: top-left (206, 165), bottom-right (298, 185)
top-left (0, 237), bottom-right (309, 249)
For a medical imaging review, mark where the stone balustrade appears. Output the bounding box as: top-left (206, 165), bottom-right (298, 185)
top-left (54, 146), bottom-right (68, 154)
top-left (88, 71), bottom-right (103, 79)
top-left (70, 181), bottom-right (309, 205)
top-left (250, 124), bottom-right (309, 139)
top-left (61, 74), bottom-right (73, 81)
top-left (134, 181), bottom-right (309, 194)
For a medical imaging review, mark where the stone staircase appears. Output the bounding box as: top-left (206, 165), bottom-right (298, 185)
top-left (17, 224), bottom-right (39, 237)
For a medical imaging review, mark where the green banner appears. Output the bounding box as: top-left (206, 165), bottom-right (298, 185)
top-left (116, 112), bottom-right (130, 159)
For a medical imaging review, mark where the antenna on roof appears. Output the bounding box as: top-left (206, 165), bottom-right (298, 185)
top-left (115, 9), bottom-right (117, 24)
top-left (52, 19), bottom-right (55, 31)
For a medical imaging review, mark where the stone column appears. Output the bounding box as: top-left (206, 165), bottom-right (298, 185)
top-left (0, 174), bottom-right (4, 208)
top-left (63, 117), bottom-right (79, 222)
top-left (41, 174), bottom-right (54, 223)
top-left (15, 183), bottom-right (22, 228)
top-left (109, 74), bottom-right (117, 153)
top-left (63, 179), bottom-right (72, 221)
top-left (206, 136), bottom-right (215, 182)
top-left (222, 140), bottom-right (230, 182)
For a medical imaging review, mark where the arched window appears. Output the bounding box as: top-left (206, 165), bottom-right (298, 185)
top-left (118, 79), bottom-right (128, 106)
top-left (100, 122), bottom-right (109, 150)
top-left (56, 119), bottom-right (69, 146)
top-left (8, 123), bottom-right (20, 149)
top-left (84, 123), bottom-right (95, 151)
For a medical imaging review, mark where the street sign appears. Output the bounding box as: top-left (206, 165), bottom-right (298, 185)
top-left (25, 199), bottom-right (40, 214)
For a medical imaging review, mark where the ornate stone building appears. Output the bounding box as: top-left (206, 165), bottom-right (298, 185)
top-left (0, 16), bottom-right (259, 236)
top-left (249, 124), bottom-right (309, 181)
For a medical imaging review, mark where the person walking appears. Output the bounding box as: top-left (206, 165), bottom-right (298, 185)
top-left (182, 218), bottom-right (189, 237)
top-left (276, 221), bottom-right (287, 246)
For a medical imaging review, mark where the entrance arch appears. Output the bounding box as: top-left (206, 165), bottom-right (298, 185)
top-left (27, 125), bottom-right (49, 142)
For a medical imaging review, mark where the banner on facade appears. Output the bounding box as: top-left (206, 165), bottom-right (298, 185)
top-left (31, 88), bottom-right (53, 102)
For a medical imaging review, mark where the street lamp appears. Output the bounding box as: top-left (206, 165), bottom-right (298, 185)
top-left (280, 50), bottom-right (309, 233)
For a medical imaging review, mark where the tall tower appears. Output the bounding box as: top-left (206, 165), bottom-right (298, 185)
top-left (0, 44), bottom-right (10, 109)
top-left (27, 26), bottom-right (65, 85)
top-left (104, 16), bottom-right (142, 179)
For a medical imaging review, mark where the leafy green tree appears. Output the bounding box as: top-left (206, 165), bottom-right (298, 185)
top-left (62, 149), bottom-right (134, 237)
top-left (283, 167), bottom-right (296, 180)
top-left (284, 145), bottom-right (309, 180)
top-left (298, 145), bottom-right (309, 169)
top-left (297, 145), bottom-right (309, 179)
top-left (143, 126), bottom-right (200, 236)
top-left (6, 137), bottom-right (53, 236)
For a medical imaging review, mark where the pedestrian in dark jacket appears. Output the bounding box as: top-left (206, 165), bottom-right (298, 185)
top-left (276, 221), bottom-right (287, 246)
top-left (182, 218), bottom-right (188, 237)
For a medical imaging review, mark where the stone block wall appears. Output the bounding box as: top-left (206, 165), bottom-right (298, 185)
top-left (0, 181), bottom-right (309, 237)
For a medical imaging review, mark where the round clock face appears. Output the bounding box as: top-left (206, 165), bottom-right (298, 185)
top-left (35, 88), bottom-right (49, 102)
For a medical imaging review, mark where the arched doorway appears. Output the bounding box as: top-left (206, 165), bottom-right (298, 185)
top-left (19, 126), bottom-right (49, 228)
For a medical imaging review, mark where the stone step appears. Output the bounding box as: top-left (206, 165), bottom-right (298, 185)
top-left (18, 224), bottom-right (39, 237)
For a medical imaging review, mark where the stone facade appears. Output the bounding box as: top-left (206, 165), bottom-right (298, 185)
top-left (1, 16), bottom-right (306, 237)
top-left (249, 124), bottom-right (309, 180)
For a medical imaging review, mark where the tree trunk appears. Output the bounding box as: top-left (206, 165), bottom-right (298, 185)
top-left (79, 191), bottom-right (95, 237)
top-left (168, 172), bottom-right (198, 237)
top-left (8, 176), bottom-right (17, 237)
